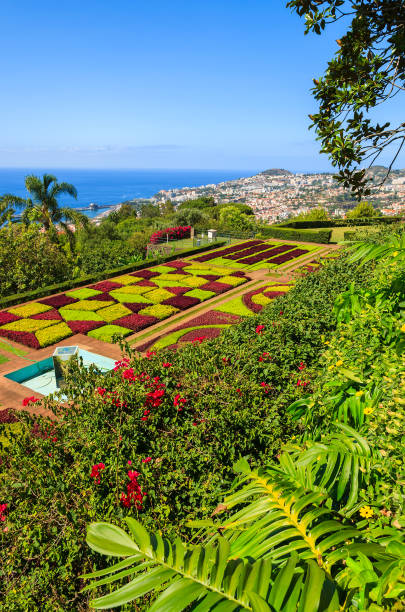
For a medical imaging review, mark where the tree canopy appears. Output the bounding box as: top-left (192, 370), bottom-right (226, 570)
top-left (346, 200), bottom-right (380, 219)
top-left (287, 0), bottom-right (405, 198)
top-left (292, 206), bottom-right (330, 221)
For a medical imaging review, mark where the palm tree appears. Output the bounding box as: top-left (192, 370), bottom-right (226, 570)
top-left (1, 173), bottom-right (89, 244)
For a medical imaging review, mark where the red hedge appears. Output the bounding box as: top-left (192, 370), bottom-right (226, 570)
top-left (150, 226), bottom-right (191, 245)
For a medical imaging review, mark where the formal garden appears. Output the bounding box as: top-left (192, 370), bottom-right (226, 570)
top-left (0, 221), bottom-right (404, 610)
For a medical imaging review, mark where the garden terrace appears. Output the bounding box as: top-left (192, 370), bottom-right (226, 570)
top-left (0, 261), bottom-right (250, 350)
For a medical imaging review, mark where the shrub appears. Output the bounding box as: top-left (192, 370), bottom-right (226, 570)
top-left (0, 224), bottom-right (72, 299)
top-left (113, 314), bottom-right (159, 331)
top-left (219, 275), bottom-right (247, 286)
top-left (9, 302), bottom-right (52, 318)
top-left (110, 284), bottom-right (152, 295)
top-left (110, 292), bottom-right (153, 304)
top-left (31, 309), bottom-right (63, 321)
top-left (183, 288), bottom-right (216, 301)
top-left (87, 324), bottom-right (132, 342)
top-left (162, 295), bottom-right (201, 310)
top-left (67, 320), bottom-right (105, 334)
top-left (62, 299), bottom-right (109, 312)
top-left (258, 226), bottom-right (332, 243)
top-left (149, 225), bottom-right (191, 244)
top-left (36, 322), bottom-right (73, 347)
top-left (0, 312), bottom-right (20, 325)
top-left (138, 304), bottom-right (179, 319)
top-left (59, 309), bottom-right (104, 322)
top-left (97, 304), bottom-right (132, 323)
top-left (181, 276), bottom-right (207, 288)
top-left (144, 288), bottom-right (176, 303)
top-left (1, 318), bottom-right (55, 333)
top-left (65, 288), bottom-right (102, 300)
top-left (110, 274), bottom-right (142, 285)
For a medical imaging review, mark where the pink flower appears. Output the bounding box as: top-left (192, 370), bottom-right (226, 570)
top-left (0, 503), bottom-right (7, 522)
top-left (127, 460), bottom-right (132, 465)
top-left (255, 325), bottom-right (265, 335)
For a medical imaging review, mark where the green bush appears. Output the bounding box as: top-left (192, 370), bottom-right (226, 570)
top-left (0, 224), bottom-right (72, 299)
top-left (257, 226), bottom-right (332, 243)
top-left (0, 241), bottom-right (227, 309)
top-left (280, 215), bottom-right (404, 229)
top-left (0, 253), bottom-right (367, 610)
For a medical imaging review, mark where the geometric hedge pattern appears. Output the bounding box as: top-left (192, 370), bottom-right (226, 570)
top-left (0, 259), bottom-right (249, 349)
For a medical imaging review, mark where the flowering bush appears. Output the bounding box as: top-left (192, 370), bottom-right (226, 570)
top-left (199, 281), bottom-right (233, 294)
top-left (149, 225), bottom-right (191, 244)
top-left (88, 280), bottom-right (123, 292)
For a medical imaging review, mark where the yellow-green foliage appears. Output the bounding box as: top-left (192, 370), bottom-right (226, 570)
top-left (62, 300), bottom-right (108, 311)
top-left (184, 289), bottom-right (216, 301)
top-left (8, 302), bottom-right (52, 318)
top-left (1, 318), bottom-right (56, 332)
top-left (139, 304), bottom-right (179, 319)
top-left (36, 322), bottom-right (73, 347)
top-left (155, 273), bottom-right (188, 282)
top-left (97, 304), bottom-right (132, 323)
top-left (88, 324), bottom-right (132, 342)
top-left (110, 292), bottom-right (153, 304)
top-left (252, 293), bottom-right (272, 306)
top-left (110, 274), bottom-right (142, 285)
top-left (220, 275), bottom-right (247, 287)
top-left (110, 284), bottom-right (152, 295)
top-left (181, 276), bottom-right (207, 288)
top-left (59, 309), bottom-right (104, 322)
top-left (145, 288), bottom-right (175, 303)
top-left (65, 288), bottom-right (102, 299)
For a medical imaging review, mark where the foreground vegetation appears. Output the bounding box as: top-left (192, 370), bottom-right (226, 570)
top-left (1, 225), bottom-right (402, 609)
top-left (81, 228), bottom-right (405, 609)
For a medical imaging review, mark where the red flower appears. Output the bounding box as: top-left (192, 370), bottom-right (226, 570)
top-left (162, 362), bottom-right (172, 368)
top-left (22, 396), bottom-right (40, 407)
top-left (259, 352), bottom-right (270, 362)
top-left (96, 387), bottom-right (106, 396)
top-left (142, 457), bottom-right (152, 463)
top-left (256, 325), bottom-right (265, 335)
top-left (174, 394), bottom-right (186, 408)
top-left (146, 350), bottom-right (157, 360)
top-left (0, 503), bottom-right (7, 522)
top-left (236, 388), bottom-right (242, 395)
top-left (192, 336), bottom-right (206, 344)
top-left (90, 462), bottom-right (105, 484)
top-left (222, 357), bottom-right (231, 364)
top-left (298, 362), bottom-right (305, 371)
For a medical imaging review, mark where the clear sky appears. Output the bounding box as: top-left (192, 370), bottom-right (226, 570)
top-left (0, 0), bottom-right (404, 172)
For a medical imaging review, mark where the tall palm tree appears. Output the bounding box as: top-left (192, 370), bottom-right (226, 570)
top-left (1, 174), bottom-right (89, 243)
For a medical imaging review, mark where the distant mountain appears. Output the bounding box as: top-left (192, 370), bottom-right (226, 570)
top-left (259, 168), bottom-right (293, 176)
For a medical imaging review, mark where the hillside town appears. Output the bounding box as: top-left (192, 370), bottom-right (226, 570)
top-left (154, 167), bottom-right (405, 222)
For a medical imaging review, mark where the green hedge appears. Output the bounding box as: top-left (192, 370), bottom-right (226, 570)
top-left (280, 216), bottom-right (404, 229)
top-left (257, 226), bottom-right (332, 244)
top-left (0, 241), bottom-right (226, 309)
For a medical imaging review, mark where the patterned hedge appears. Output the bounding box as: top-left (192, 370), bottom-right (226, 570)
top-left (0, 258), bottom-right (250, 349)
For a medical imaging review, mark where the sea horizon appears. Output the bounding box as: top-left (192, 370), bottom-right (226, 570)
top-left (0, 167), bottom-right (260, 219)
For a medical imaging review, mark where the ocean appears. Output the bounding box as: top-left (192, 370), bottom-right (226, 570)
top-left (0, 168), bottom-right (254, 219)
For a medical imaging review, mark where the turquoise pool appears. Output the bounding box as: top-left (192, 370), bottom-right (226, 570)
top-left (5, 349), bottom-right (115, 396)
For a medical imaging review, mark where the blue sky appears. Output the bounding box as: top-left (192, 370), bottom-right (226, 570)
top-left (0, 0), bottom-right (404, 172)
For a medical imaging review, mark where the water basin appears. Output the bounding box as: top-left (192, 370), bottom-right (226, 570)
top-left (5, 349), bottom-right (115, 396)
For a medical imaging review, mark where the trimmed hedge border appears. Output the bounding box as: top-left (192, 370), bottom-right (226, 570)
top-left (257, 226), bottom-right (332, 244)
top-left (279, 216), bottom-right (404, 229)
top-left (0, 241), bottom-right (227, 310)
